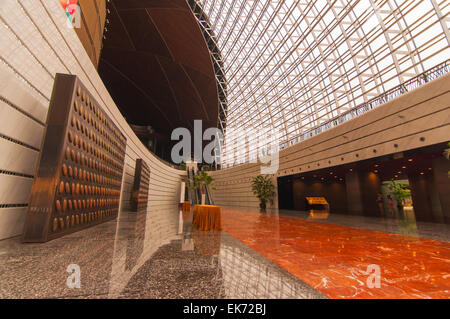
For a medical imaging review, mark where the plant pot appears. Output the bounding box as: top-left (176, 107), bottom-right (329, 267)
top-left (201, 194), bottom-right (206, 205)
top-left (259, 201), bottom-right (267, 211)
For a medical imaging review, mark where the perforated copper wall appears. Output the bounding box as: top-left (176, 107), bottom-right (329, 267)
top-left (22, 74), bottom-right (127, 242)
top-left (130, 159), bottom-right (150, 212)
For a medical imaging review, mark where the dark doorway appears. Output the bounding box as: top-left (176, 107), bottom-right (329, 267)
top-left (277, 176), bottom-right (294, 210)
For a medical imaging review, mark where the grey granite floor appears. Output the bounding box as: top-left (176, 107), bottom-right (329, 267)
top-left (0, 206), bottom-right (325, 299)
top-left (2, 205), bottom-right (448, 299)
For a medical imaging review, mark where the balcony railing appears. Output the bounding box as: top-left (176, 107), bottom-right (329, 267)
top-left (280, 60), bottom-right (450, 150)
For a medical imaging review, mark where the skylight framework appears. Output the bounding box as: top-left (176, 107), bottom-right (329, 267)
top-left (193, 0), bottom-right (450, 168)
top-left (188, 0), bottom-right (228, 134)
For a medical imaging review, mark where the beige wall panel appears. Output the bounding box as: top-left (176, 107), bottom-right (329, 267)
top-left (0, 100), bottom-right (44, 149)
top-left (0, 175), bottom-right (32, 204)
top-left (210, 73), bottom-right (450, 209)
top-left (0, 207), bottom-right (27, 240)
top-left (0, 0), bottom-right (184, 240)
top-left (0, 139), bottom-right (39, 176)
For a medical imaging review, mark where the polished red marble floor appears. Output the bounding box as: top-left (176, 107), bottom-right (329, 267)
top-left (221, 208), bottom-right (450, 299)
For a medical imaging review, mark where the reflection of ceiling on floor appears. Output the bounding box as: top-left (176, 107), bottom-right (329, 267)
top-left (98, 0), bottom-right (219, 136)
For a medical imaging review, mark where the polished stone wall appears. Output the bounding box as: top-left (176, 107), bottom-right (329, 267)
top-left (0, 0), bottom-right (185, 240)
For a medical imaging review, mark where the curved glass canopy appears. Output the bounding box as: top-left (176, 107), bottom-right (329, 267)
top-left (193, 0), bottom-right (450, 168)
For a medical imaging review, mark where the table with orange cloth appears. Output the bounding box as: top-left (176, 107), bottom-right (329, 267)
top-left (181, 201), bottom-right (191, 212)
top-left (192, 205), bottom-right (222, 231)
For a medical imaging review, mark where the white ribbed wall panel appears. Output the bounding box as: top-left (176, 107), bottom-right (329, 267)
top-left (0, 100), bottom-right (44, 149)
top-left (0, 207), bottom-right (27, 240)
top-left (0, 139), bottom-right (39, 176)
top-left (0, 0), bottom-right (185, 240)
top-left (0, 175), bottom-right (32, 204)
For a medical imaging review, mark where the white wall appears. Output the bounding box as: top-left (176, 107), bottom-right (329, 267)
top-left (0, 0), bottom-right (185, 240)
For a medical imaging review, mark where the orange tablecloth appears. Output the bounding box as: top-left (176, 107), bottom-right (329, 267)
top-left (192, 205), bottom-right (222, 231)
top-left (181, 201), bottom-right (191, 212)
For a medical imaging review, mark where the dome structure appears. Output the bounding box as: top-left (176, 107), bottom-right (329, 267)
top-left (190, 0), bottom-right (450, 167)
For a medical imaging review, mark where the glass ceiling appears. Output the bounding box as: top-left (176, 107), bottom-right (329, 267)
top-left (193, 0), bottom-right (450, 168)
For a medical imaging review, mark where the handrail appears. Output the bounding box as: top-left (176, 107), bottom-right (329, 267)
top-left (196, 169), bottom-right (202, 204)
top-left (205, 183), bottom-right (214, 205)
top-left (187, 168), bottom-right (196, 204)
top-left (280, 60), bottom-right (450, 150)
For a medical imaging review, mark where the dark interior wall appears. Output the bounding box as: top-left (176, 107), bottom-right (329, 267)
top-left (432, 157), bottom-right (450, 222)
top-left (292, 180), bottom-right (307, 210)
top-left (291, 180), bottom-right (347, 213)
top-left (408, 173), bottom-right (435, 222)
top-left (345, 171), bottom-right (364, 215)
top-left (407, 157), bottom-right (450, 223)
top-left (277, 148), bottom-right (450, 219)
top-left (359, 172), bottom-right (382, 217)
top-left (278, 178), bottom-right (294, 210)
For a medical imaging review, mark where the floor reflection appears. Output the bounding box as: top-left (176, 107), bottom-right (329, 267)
top-left (123, 209), bottom-right (147, 271)
top-left (2, 203), bottom-right (447, 299)
top-left (307, 210), bottom-right (330, 220)
top-left (221, 207), bottom-right (450, 299)
top-left (277, 208), bottom-right (450, 242)
top-left (0, 205), bottom-right (323, 299)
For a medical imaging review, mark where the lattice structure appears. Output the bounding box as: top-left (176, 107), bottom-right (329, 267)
top-left (219, 243), bottom-right (318, 298)
top-left (192, 0), bottom-right (450, 168)
top-left (22, 74), bottom-right (127, 242)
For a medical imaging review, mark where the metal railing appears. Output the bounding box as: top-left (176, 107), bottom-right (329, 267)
top-left (280, 60), bottom-right (450, 150)
top-left (204, 183), bottom-right (214, 205)
top-left (187, 168), bottom-right (197, 205)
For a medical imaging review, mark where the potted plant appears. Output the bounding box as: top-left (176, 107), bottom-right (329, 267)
top-left (443, 142), bottom-right (450, 178)
top-left (188, 171), bottom-right (216, 205)
top-left (251, 175), bottom-right (276, 211)
top-left (387, 180), bottom-right (411, 210)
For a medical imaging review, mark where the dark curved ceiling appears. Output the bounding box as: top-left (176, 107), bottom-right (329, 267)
top-left (98, 0), bottom-right (219, 137)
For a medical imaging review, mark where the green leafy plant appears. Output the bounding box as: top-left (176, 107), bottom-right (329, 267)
top-left (387, 180), bottom-right (411, 208)
top-left (443, 142), bottom-right (450, 178)
top-left (188, 171), bottom-right (216, 194)
top-left (251, 175), bottom-right (276, 211)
